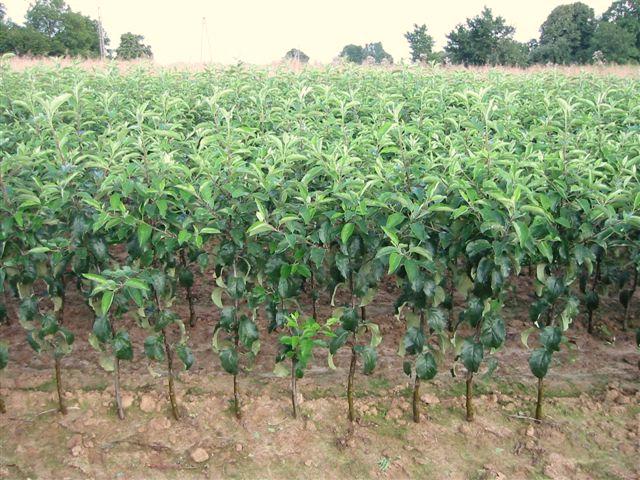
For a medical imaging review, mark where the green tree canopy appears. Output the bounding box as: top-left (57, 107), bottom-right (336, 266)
top-left (339, 42), bottom-right (392, 64)
top-left (603, 0), bottom-right (640, 50)
top-left (592, 21), bottom-right (639, 63)
top-left (116, 32), bottom-right (152, 60)
top-left (5, 0), bottom-right (105, 57)
top-left (363, 42), bottom-right (393, 64)
top-left (405, 24), bottom-right (435, 62)
top-left (284, 48), bottom-right (309, 63)
top-left (340, 44), bottom-right (364, 64)
top-left (536, 2), bottom-right (596, 64)
top-left (445, 7), bottom-right (518, 66)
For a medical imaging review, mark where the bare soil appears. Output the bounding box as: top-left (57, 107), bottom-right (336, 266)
top-left (1, 274), bottom-right (639, 480)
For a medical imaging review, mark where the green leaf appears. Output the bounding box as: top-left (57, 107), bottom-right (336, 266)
top-left (220, 348), bottom-right (239, 375)
top-left (113, 331), bottom-right (133, 360)
top-left (176, 343), bottom-right (195, 370)
top-left (386, 212), bottom-right (405, 229)
top-left (101, 291), bottom-right (114, 316)
top-left (341, 223), bottom-right (355, 245)
top-left (124, 278), bottom-right (148, 290)
top-left (178, 230), bottom-right (191, 245)
top-left (211, 287), bottom-right (223, 308)
top-left (361, 346), bottom-right (377, 375)
top-left (466, 240), bottom-right (491, 258)
top-left (415, 352), bottom-right (437, 380)
top-left (529, 348), bottom-right (551, 379)
top-left (98, 353), bottom-right (115, 372)
top-left (460, 339), bottom-right (484, 373)
top-left (92, 315), bottom-right (112, 343)
top-left (538, 241), bottom-right (553, 263)
top-left (340, 308), bottom-right (358, 332)
top-left (247, 221), bottom-right (275, 236)
top-left (239, 317), bottom-right (259, 348)
top-left (27, 246), bottom-right (51, 254)
top-left (144, 335), bottom-right (165, 362)
top-left (403, 326), bottom-right (425, 356)
top-left (137, 223), bottom-right (152, 247)
top-left (539, 326), bottom-right (562, 352)
top-left (480, 317), bottom-right (505, 349)
top-left (388, 251), bottom-right (403, 274)
top-left (329, 328), bottom-right (349, 354)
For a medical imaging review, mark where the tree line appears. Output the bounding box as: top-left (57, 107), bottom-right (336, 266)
top-left (0, 0), bottom-right (152, 59)
top-left (1, 1), bottom-right (639, 66)
top-left (295, 1), bottom-right (639, 66)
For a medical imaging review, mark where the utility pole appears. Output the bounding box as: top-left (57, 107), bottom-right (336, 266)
top-left (200, 17), bottom-right (213, 63)
top-left (97, 6), bottom-right (106, 60)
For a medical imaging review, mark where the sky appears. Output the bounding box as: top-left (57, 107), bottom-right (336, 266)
top-left (3, 0), bottom-right (614, 64)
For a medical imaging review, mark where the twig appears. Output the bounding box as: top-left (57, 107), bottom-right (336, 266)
top-left (32, 405), bottom-right (80, 419)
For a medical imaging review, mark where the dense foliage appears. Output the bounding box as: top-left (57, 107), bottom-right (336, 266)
top-left (0, 63), bottom-right (639, 425)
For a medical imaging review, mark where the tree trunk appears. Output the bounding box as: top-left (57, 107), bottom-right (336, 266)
top-left (347, 345), bottom-right (357, 422)
top-left (54, 356), bottom-right (67, 415)
top-left (180, 251), bottom-right (196, 328)
top-left (587, 260), bottom-right (601, 335)
top-left (3, 290), bottom-right (11, 326)
top-left (623, 269), bottom-right (637, 331)
top-left (465, 372), bottom-right (474, 422)
top-left (233, 373), bottom-right (241, 419)
top-left (0, 377), bottom-right (6, 414)
top-left (291, 359), bottom-right (298, 419)
top-left (114, 357), bottom-right (125, 420)
top-left (310, 271), bottom-right (317, 320)
top-left (413, 310), bottom-right (426, 423)
top-left (109, 319), bottom-right (125, 420)
top-left (162, 330), bottom-right (179, 420)
top-left (535, 377), bottom-right (544, 421)
top-left (186, 286), bottom-right (196, 328)
top-left (412, 375), bottom-right (421, 423)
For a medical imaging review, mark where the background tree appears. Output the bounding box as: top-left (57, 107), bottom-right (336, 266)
top-left (21, 0), bottom-right (103, 57)
top-left (534, 2), bottom-right (596, 64)
top-left (592, 21), bottom-right (639, 63)
top-left (0, 25), bottom-right (51, 56)
top-left (363, 42), bottom-right (393, 63)
top-left (489, 38), bottom-right (531, 67)
top-left (445, 7), bottom-right (518, 66)
top-left (284, 48), bottom-right (309, 63)
top-left (25, 0), bottom-right (67, 39)
top-left (405, 23), bottom-right (435, 62)
top-left (602, 0), bottom-right (640, 52)
top-left (115, 32), bottom-right (152, 60)
top-left (339, 44), bottom-right (364, 64)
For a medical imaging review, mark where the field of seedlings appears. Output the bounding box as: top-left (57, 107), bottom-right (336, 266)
top-left (0, 64), bottom-right (639, 479)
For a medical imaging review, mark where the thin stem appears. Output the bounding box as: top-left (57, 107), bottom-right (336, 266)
top-left (162, 330), bottom-right (179, 420)
top-left (180, 251), bottom-right (196, 328)
top-left (310, 270), bottom-right (317, 320)
top-left (291, 359), bottom-right (298, 419)
top-left (623, 269), bottom-right (637, 331)
top-left (465, 373), bottom-right (473, 422)
top-left (413, 309), bottom-right (426, 423)
top-left (347, 345), bottom-right (357, 422)
top-left (587, 259), bottom-right (601, 335)
top-left (535, 377), bottom-right (544, 421)
top-left (0, 377), bottom-right (6, 414)
top-left (114, 357), bottom-right (124, 420)
top-left (233, 373), bottom-right (241, 419)
top-left (108, 313), bottom-right (125, 420)
top-left (54, 356), bottom-right (67, 415)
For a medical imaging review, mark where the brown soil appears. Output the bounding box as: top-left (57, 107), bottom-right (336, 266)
top-left (1, 274), bottom-right (639, 479)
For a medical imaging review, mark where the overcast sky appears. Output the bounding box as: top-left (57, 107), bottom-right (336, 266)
top-left (3, 0), bottom-right (614, 64)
